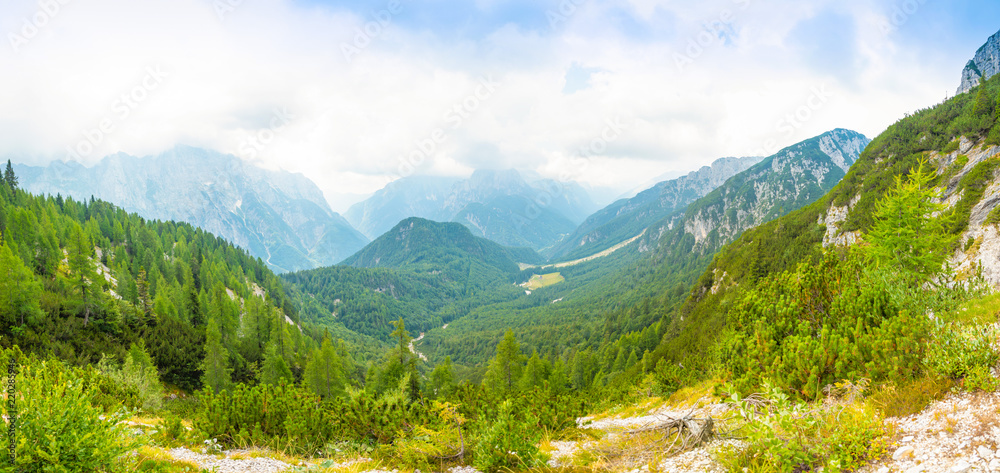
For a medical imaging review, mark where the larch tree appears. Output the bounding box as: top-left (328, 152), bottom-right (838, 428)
top-left (484, 330), bottom-right (524, 398)
top-left (304, 333), bottom-right (345, 399)
top-left (201, 317), bottom-right (233, 394)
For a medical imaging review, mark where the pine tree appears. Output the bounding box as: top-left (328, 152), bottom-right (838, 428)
top-left (304, 333), bottom-right (345, 399)
top-left (124, 341), bottom-right (165, 410)
top-left (484, 330), bottom-right (524, 398)
top-left (867, 161), bottom-right (954, 280)
top-left (3, 160), bottom-right (16, 190)
top-left (201, 318), bottom-right (233, 394)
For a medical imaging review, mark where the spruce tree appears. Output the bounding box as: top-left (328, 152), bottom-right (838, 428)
top-left (3, 160), bottom-right (16, 190)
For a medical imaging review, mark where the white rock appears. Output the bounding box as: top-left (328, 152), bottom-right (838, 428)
top-left (877, 468), bottom-right (890, 473)
top-left (902, 436), bottom-right (915, 442)
top-left (990, 458), bottom-right (1000, 471)
top-left (894, 445), bottom-right (916, 461)
top-left (906, 465), bottom-right (925, 473)
top-left (980, 446), bottom-right (995, 459)
top-left (951, 461), bottom-right (971, 473)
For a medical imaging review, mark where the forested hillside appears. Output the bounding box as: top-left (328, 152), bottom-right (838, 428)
top-left (0, 175), bottom-right (352, 391)
top-left (644, 73), bottom-right (1000, 387)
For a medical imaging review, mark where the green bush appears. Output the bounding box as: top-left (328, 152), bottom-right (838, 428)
top-left (0, 358), bottom-right (140, 473)
top-left (719, 384), bottom-right (890, 472)
top-left (472, 400), bottom-right (545, 472)
top-left (925, 322), bottom-right (999, 379)
top-left (720, 252), bottom-right (931, 398)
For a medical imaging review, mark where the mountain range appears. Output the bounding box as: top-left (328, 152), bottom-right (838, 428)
top-left (546, 155), bottom-right (763, 261)
top-left (14, 147), bottom-right (369, 273)
top-left (345, 169), bottom-right (599, 251)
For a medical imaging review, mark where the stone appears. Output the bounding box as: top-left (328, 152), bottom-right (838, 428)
top-left (893, 445), bottom-right (916, 461)
top-left (876, 468), bottom-right (889, 473)
top-left (950, 461), bottom-right (971, 473)
top-left (905, 465), bottom-right (925, 473)
top-left (902, 436), bottom-right (915, 442)
top-left (980, 446), bottom-right (994, 459)
top-left (990, 458), bottom-right (1000, 471)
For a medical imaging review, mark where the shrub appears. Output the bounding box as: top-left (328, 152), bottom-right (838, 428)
top-left (719, 384), bottom-right (890, 472)
top-left (0, 358), bottom-right (140, 472)
top-left (925, 322), bottom-right (999, 379)
top-left (867, 375), bottom-right (954, 417)
top-left (472, 400), bottom-right (545, 472)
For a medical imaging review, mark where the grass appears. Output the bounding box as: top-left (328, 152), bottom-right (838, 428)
top-left (524, 272), bottom-right (566, 290)
top-left (941, 291), bottom-right (1000, 325)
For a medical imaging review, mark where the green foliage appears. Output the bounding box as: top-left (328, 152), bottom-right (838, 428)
top-left (867, 161), bottom-right (953, 279)
top-left (195, 381), bottom-right (332, 455)
top-left (0, 239), bottom-right (44, 327)
top-left (720, 251), bottom-right (931, 399)
top-left (720, 384), bottom-right (890, 473)
top-left (942, 139), bottom-right (961, 154)
top-left (98, 341), bottom-right (165, 412)
top-left (303, 333), bottom-right (345, 399)
top-left (866, 375), bottom-right (954, 418)
top-left (924, 322), bottom-right (999, 380)
top-left (0, 357), bottom-right (140, 473)
top-left (484, 330), bottom-right (524, 398)
top-left (428, 356), bottom-right (456, 398)
top-left (201, 317), bottom-right (233, 394)
top-left (472, 400), bottom-right (544, 472)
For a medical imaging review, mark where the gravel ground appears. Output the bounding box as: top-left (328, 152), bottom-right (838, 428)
top-left (168, 448), bottom-right (293, 473)
top-left (861, 392), bottom-right (1000, 473)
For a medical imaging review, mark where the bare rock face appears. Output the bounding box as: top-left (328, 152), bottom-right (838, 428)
top-left (957, 28), bottom-right (1000, 95)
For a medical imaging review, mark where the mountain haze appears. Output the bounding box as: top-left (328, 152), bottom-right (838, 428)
top-left (14, 147), bottom-right (368, 273)
top-left (345, 169), bottom-right (598, 250)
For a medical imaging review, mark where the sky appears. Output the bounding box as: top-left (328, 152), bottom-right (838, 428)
top-left (1, 0), bottom-right (999, 212)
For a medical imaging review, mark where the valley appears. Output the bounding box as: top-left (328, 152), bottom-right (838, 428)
top-left (4, 6), bottom-right (1000, 473)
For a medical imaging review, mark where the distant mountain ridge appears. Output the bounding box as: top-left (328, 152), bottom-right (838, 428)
top-left (546, 155), bottom-right (763, 261)
top-left (640, 128), bottom-right (870, 255)
top-left (14, 146), bottom-right (368, 273)
top-left (345, 169), bottom-right (598, 251)
top-left (342, 217), bottom-right (541, 273)
top-left (958, 28), bottom-right (1000, 94)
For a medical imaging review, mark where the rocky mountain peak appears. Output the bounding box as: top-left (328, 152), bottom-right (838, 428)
top-left (958, 28), bottom-right (1000, 95)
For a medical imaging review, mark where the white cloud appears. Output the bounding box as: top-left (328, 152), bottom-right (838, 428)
top-left (0, 0), bottom-right (980, 212)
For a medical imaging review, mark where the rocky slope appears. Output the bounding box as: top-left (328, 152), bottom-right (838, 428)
top-left (640, 128), bottom-right (869, 256)
top-left (958, 28), bottom-right (1000, 95)
top-left (346, 169), bottom-right (598, 251)
top-left (15, 146), bottom-right (368, 273)
top-left (546, 155), bottom-right (763, 262)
